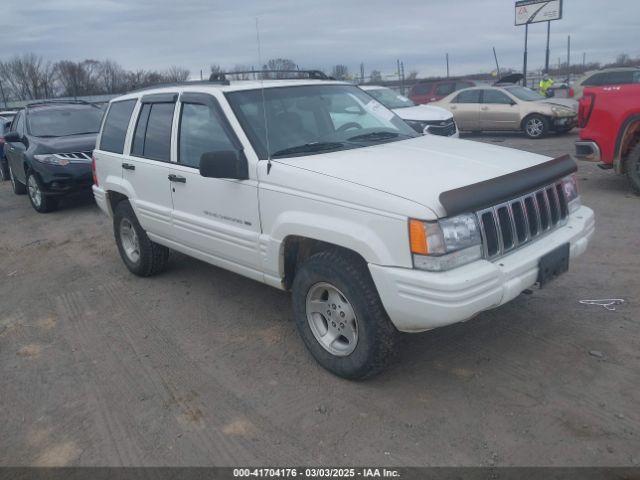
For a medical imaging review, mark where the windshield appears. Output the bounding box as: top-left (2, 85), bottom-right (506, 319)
top-left (365, 88), bottom-right (416, 109)
top-left (226, 84), bottom-right (418, 159)
top-left (28, 105), bottom-right (104, 137)
top-left (504, 86), bottom-right (545, 101)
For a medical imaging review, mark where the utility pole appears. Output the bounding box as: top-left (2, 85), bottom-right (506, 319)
top-left (544, 21), bottom-right (551, 73)
top-left (582, 52), bottom-right (586, 68)
top-left (566, 35), bottom-right (571, 83)
top-left (200, 69), bottom-right (203, 80)
top-left (523, 23), bottom-right (529, 87)
top-left (400, 61), bottom-right (405, 95)
top-left (446, 53), bottom-right (450, 78)
top-left (493, 47), bottom-right (501, 78)
top-left (360, 62), bottom-right (365, 84)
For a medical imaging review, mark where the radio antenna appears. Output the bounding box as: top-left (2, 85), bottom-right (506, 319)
top-left (255, 17), bottom-right (272, 174)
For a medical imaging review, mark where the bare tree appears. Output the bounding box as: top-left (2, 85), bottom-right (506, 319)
top-left (0, 54), bottom-right (56, 100)
top-left (98, 59), bottom-right (126, 94)
top-left (164, 65), bottom-right (190, 83)
top-left (262, 58), bottom-right (297, 78)
top-left (331, 64), bottom-right (349, 80)
top-left (55, 59), bottom-right (101, 97)
top-left (369, 70), bottom-right (382, 83)
top-left (406, 70), bottom-right (418, 81)
top-left (228, 64), bottom-right (251, 80)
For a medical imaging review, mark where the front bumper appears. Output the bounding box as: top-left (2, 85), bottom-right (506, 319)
top-left (369, 205), bottom-right (594, 332)
top-left (34, 162), bottom-right (93, 195)
top-left (552, 116), bottom-right (577, 130)
top-left (575, 141), bottom-right (602, 162)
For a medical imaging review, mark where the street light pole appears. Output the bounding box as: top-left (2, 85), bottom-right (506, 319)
top-left (544, 21), bottom-right (551, 73)
top-left (523, 23), bottom-right (529, 87)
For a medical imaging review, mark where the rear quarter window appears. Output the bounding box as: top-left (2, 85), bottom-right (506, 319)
top-left (411, 83), bottom-right (431, 95)
top-left (100, 99), bottom-right (137, 154)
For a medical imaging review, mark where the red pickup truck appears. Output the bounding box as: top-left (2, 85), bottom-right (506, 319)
top-left (575, 84), bottom-right (640, 193)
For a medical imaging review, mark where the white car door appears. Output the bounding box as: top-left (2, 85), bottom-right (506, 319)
top-left (122, 94), bottom-right (177, 242)
top-left (168, 92), bottom-right (262, 281)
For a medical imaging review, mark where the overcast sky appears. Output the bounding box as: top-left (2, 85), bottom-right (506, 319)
top-left (1, 0), bottom-right (638, 78)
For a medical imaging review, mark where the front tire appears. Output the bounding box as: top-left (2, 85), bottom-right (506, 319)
top-left (291, 249), bottom-right (398, 380)
top-left (26, 172), bottom-right (57, 213)
top-left (9, 165), bottom-right (27, 195)
top-left (523, 114), bottom-right (549, 139)
top-left (625, 142), bottom-right (640, 195)
top-left (113, 200), bottom-right (170, 277)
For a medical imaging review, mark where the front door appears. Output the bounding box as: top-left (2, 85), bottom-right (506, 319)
top-left (169, 93), bottom-right (262, 280)
top-left (5, 111), bottom-right (27, 183)
top-left (479, 89), bottom-right (521, 131)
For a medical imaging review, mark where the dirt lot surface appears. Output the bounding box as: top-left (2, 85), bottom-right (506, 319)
top-left (1, 131), bottom-right (639, 467)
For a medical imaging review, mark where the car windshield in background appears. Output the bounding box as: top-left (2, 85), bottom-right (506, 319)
top-left (28, 105), bottom-right (104, 137)
top-left (366, 88), bottom-right (416, 109)
top-left (504, 86), bottom-right (546, 102)
top-left (226, 84), bottom-right (418, 159)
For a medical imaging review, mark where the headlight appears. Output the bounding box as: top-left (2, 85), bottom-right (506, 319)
top-left (551, 106), bottom-right (573, 116)
top-left (405, 120), bottom-right (427, 134)
top-left (409, 213), bottom-right (483, 271)
top-left (561, 174), bottom-right (581, 213)
top-left (33, 154), bottom-right (70, 166)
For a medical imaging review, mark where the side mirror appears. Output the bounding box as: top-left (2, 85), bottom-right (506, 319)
top-left (199, 150), bottom-right (248, 180)
top-left (3, 131), bottom-right (22, 143)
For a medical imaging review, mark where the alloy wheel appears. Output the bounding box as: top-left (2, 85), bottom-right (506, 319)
top-left (119, 218), bottom-right (141, 263)
top-left (526, 118), bottom-right (544, 137)
top-left (27, 175), bottom-right (42, 208)
top-left (306, 282), bottom-right (359, 356)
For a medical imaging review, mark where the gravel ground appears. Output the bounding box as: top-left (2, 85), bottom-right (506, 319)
top-left (1, 130), bottom-right (639, 467)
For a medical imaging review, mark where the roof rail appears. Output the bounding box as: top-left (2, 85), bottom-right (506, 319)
top-left (211, 70), bottom-right (332, 81)
top-left (25, 99), bottom-right (99, 108)
top-left (128, 78), bottom-right (231, 94)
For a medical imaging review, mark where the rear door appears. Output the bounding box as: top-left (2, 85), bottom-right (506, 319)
top-left (168, 92), bottom-right (262, 279)
top-left (123, 94), bottom-right (177, 241)
top-left (447, 89), bottom-right (481, 130)
top-left (409, 83), bottom-right (432, 104)
top-left (479, 89), bottom-right (520, 130)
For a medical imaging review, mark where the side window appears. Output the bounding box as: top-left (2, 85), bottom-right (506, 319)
top-left (100, 99), bottom-right (136, 154)
top-left (131, 102), bottom-right (175, 161)
top-left (13, 111), bottom-right (25, 134)
top-left (178, 102), bottom-right (237, 168)
top-left (482, 90), bottom-right (512, 104)
top-left (412, 83), bottom-right (431, 95)
top-left (453, 90), bottom-right (481, 104)
top-left (435, 82), bottom-right (456, 96)
top-left (457, 81), bottom-right (474, 90)
top-left (583, 73), bottom-right (605, 86)
top-left (604, 71), bottom-right (634, 85)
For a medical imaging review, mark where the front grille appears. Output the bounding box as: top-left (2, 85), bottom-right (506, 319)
top-left (476, 180), bottom-right (569, 259)
top-left (424, 119), bottom-right (456, 137)
top-left (53, 151), bottom-right (93, 162)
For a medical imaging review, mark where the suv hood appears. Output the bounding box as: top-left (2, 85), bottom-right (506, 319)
top-left (32, 133), bottom-right (98, 155)
top-left (392, 104), bottom-right (453, 121)
top-left (274, 135), bottom-right (551, 217)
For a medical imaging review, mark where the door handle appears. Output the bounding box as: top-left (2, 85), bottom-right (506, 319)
top-left (168, 174), bottom-right (186, 183)
top-left (122, 163), bottom-right (135, 170)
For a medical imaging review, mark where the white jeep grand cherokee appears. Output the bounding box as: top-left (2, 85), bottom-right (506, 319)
top-left (92, 74), bottom-right (594, 379)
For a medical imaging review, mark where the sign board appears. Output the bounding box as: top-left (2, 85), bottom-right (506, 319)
top-left (515, 0), bottom-right (562, 25)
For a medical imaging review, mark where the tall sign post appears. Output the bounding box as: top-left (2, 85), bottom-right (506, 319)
top-left (515, 0), bottom-right (563, 85)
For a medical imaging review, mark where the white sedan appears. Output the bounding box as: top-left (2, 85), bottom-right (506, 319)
top-left (360, 85), bottom-right (458, 137)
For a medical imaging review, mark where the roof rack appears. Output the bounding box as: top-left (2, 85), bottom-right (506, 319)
top-left (211, 69), bottom-right (332, 81)
top-left (129, 78), bottom-right (231, 93)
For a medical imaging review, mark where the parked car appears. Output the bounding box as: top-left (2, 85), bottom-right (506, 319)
top-left (575, 83), bottom-right (640, 193)
top-left (3, 100), bottom-right (104, 212)
top-left (573, 67), bottom-right (640, 99)
top-left (360, 85), bottom-right (458, 137)
top-left (437, 85), bottom-right (577, 138)
top-left (547, 82), bottom-right (574, 98)
top-left (0, 116), bottom-right (12, 181)
top-left (408, 79), bottom-right (476, 104)
top-left (0, 110), bottom-right (18, 122)
top-left (92, 75), bottom-right (594, 379)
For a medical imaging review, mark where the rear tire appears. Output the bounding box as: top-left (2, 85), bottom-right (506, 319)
top-left (291, 249), bottom-right (398, 380)
top-left (113, 200), bottom-right (170, 276)
top-left (625, 142), bottom-right (640, 195)
top-left (523, 114), bottom-right (549, 139)
top-left (9, 165), bottom-right (26, 194)
top-left (26, 172), bottom-right (58, 213)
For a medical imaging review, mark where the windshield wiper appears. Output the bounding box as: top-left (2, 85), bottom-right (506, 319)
top-left (271, 142), bottom-right (344, 158)
top-left (347, 131), bottom-right (411, 142)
